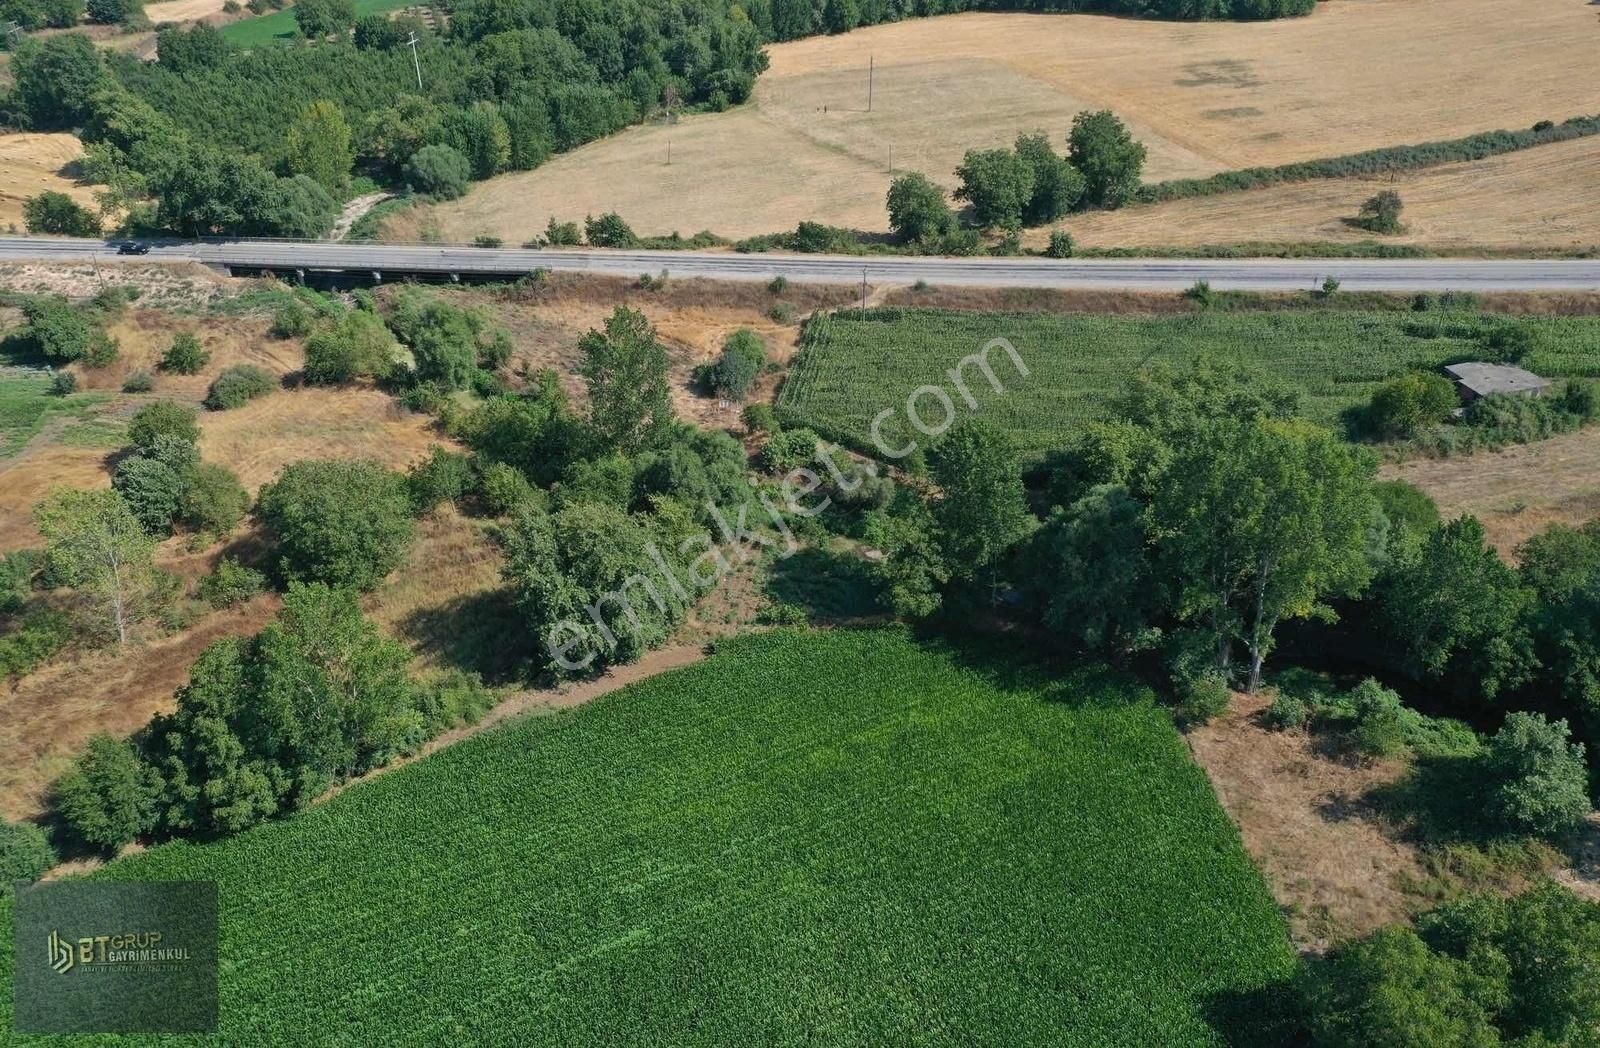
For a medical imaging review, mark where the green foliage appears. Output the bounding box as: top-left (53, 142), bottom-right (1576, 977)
top-left (584, 211), bottom-right (638, 248)
top-left (54, 734), bottom-right (160, 851)
top-left (292, 0), bottom-right (354, 37)
top-left (303, 310), bottom-right (398, 384)
top-left (180, 461), bottom-right (249, 534)
top-left (406, 445), bottom-right (474, 512)
top-left (1365, 371), bottom-right (1459, 439)
top-left (759, 427), bottom-right (818, 474)
top-left (0, 610), bottom-right (70, 681)
top-left (23, 191), bottom-right (102, 236)
top-left (256, 458), bottom-right (416, 590)
top-left (928, 419), bottom-right (1031, 591)
top-left (1045, 229), bottom-right (1075, 258)
top-left (47, 371), bottom-right (78, 396)
top-left (387, 289), bottom-right (510, 390)
top-left (204, 364), bottom-right (276, 410)
top-left (21, 297), bottom-right (117, 366)
top-left (1032, 483), bottom-right (1154, 655)
top-left (1357, 189), bottom-right (1404, 234)
top-left (197, 556), bottom-right (267, 608)
top-left (544, 215), bottom-right (581, 246)
top-left (0, 819), bottom-right (55, 890)
top-left (953, 147), bottom-right (1034, 229)
top-left (159, 334), bottom-right (211, 374)
top-left (579, 306), bottom-right (673, 454)
top-left (113, 454), bottom-right (184, 533)
top-left (705, 329), bottom-right (766, 401)
top-left (33, 487), bottom-right (160, 645)
top-left (120, 369), bottom-right (154, 393)
top-left (476, 459), bottom-right (542, 516)
top-left (742, 403), bottom-right (778, 435)
top-left (450, 381), bottom-right (587, 487)
top-left (85, 0), bottom-right (141, 24)
top-left (10, 35), bottom-right (106, 130)
top-left (1176, 673), bottom-right (1232, 725)
top-left (402, 144), bottom-right (470, 199)
top-left (271, 298), bottom-right (313, 338)
top-left (1068, 109), bottom-right (1147, 209)
top-left (1014, 131), bottom-right (1085, 224)
top-left (285, 99), bottom-right (355, 190)
top-left (0, 630), bottom-right (1297, 1042)
top-left (128, 400), bottom-right (199, 449)
top-left (885, 171), bottom-right (954, 243)
top-left (1348, 678), bottom-right (1408, 757)
top-left (1482, 712), bottom-right (1590, 839)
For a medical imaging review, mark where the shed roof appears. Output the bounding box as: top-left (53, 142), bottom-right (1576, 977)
top-left (1442, 362), bottom-right (1551, 396)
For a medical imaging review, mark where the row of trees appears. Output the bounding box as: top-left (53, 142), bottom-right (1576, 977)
top-left (752, 0), bottom-right (1314, 41)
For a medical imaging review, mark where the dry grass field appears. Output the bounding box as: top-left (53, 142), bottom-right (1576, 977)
top-left (1049, 135), bottom-right (1600, 251)
top-left (0, 133), bottom-right (99, 232)
top-left (392, 0), bottom-right (1600, 243)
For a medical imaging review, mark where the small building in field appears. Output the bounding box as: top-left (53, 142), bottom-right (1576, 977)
top-left (1442, 362), bottom-right (1552, 404)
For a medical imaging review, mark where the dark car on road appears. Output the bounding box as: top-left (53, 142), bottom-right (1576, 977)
top-left (116, 241), bottom-right (151, 255)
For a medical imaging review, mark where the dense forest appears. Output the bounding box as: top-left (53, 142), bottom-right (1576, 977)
top-left (2, 0), bottom-right (1312, 238)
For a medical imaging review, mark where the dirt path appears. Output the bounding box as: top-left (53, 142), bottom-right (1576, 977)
top-left (332, 192), bottom-right (394, 241)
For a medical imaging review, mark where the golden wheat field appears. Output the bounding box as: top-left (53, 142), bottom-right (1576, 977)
top-left (0, 133), bottom-right (100, 232)
top-left (388, 0), bottom-right (1600, 243)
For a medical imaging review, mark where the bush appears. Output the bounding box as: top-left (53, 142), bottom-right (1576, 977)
top-left (53, 734), bottom-right (160, 852)
top-left (48, 371), bottom-right (77, 396)
top-left (113, 455), bottom-right (184, 533)
top-left (0, 819), bottom-right (55, 889)
top-left (1185, 280), bottom-right (1214, 307)
top-left (1069, 109), bottom-right (1146, 209)
top-left (584, 212), bottom-right (638, 248)
top-left (1176, 672), bottom-right (1231, 725)
top-left (767, 275), bottom-right (789, 295)
top-left (412, 669), bottom-right (498, 734)
top-left (1045, 230), bottom-right (1075, 259)
top-left (197, 556), bottom-right (267, 608)
top-left (768, 302), bottom-right (798, 324)
top-left (160, 332), bottom-right (210, 374)
top-left (128, 400), bottom-right (199, 450)
top-left (271, 299), bottom-right (313, 339)
top-left (742, 403), bottom-right (779, 435)
top-left (1483, 712), bottom-right (1591, 839)
top-left (0, 610), bottom-right (69, 681)
top-left (1357, 190), bottom-right (1405, 233)
top-left (544, 216), bottom-right (581, 246)
top-left (204, 364), bottom-right (276, 410)
top-left (120, 369), bottom-right (154, 393)
top-left (22, 297), bottom-right (117, 366)
top-left (256, 458), bottom-right (416, 590)
top-left (303, 311), bottom-right (397, 385)
top-left (24, 191), bottom-right (102, 236)
top-left (1350, 678), bottom-right (1408, 757)
top-left (403, 144), bottom-right (471, 200)
top-left (477, 460), bottom-right (543, 516)
top-left (707, 329), bottom-right (766, 401)
top-left (760, 428), bottom-right (819, 474)
top-left (406, 445), bottom-right (474, 512)
top-left (1366, 371), bottom-right (1459, 439)
top-left (473, 234), bottom-right (503, 248)
top-left (1265, 692), bottom-right (1309, 730)
top-left (181, 461), bottom-right (249, 534)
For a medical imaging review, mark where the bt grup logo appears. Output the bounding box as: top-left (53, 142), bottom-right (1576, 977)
top-left (47, 930), bottom-right (74, 975)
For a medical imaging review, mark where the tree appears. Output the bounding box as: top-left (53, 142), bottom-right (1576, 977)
top-left (113, 456), bottom-right (184, 533)
top-left (885, 172), bottom-right (954, 243)
top-left (1151, 418), bottom-right (1377, 690)
top-left (160, 332), bottom-right (210, 375)
top-left (180, 462), bottom-right (248, 535)
top-left (0, 819), bottom-right (55, 886)
top-left (84, 0), bottom-right (140, 23)
top-left (579, 306), bottom-right (673, 454)
top-left (953, 148), bottom-right (1034, 229)
top-left (584, 212), bottom-right (638, 248)
top-left (53, 735), bottom-right (160, 851)
top-left (1365, 372), bottom-right (1458, 439)
top-left (1014, 132), bottom-right (1086, 225)
top-left (21, 297), bottom-right (115, 366)
top-left (256, 459), bottom-right (415, 591)
top-left (1068, 109), bottom-right (1147, 209)
top-left (285, 100), bottom-right (354, 191)
top-left (821, 0), bottom-right (858, 33)
top-left (128, 400), bottom-right (200, 450)
top-left (1033, 484), bottom-right (1155, 656)
top-left (402, 144), bottom-right (470, 199)
top-left (156, 23), bottom-right (228, 73)
top-left (11, 35), bottom-right (105, 130)
top-left (303, 311), bottom-right (398, 385)
top-left (443, 102), bottom-right (511, 180)
top-left (1483, 712), bottom-right (1590, 839)
top-left (1380, 515), bottom-right (1532, 702)
top-left (33, 488), bottom-right (159, 645)
top-left (293, 0), bottom-right (355, 38)
top-left (927, 419), bottom-right (1031, 599)
top-left (23, 191), bottom-right (101, 236)
top-left (1359, 190), bottom-right (1405, 234)
top-left (707, 329), bottom-right (766, 400)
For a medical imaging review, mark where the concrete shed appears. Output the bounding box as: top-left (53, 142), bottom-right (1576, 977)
top-left (1442, 362), bottom-right (1551, 403)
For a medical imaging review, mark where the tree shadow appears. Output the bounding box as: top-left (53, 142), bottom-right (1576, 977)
top-left (1200, 980), bottom-right (1307, 1048)
top-left (394, 587), bottom-right (529, 684)
top-left (764, 546), bottom-right (883, 622)
top-left (1364, 751), bottom-right (1486, 844)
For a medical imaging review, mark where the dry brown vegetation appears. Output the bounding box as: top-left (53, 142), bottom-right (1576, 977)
top-left (0, 262), bottom-right (245, 308)
top-left (0, 133), bottom-right (98, 232)
top-left (392, 0), bottom-right (1600, 243)
top-left (1383, 428), bottom-right (1600, 557)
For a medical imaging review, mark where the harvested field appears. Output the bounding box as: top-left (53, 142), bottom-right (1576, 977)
top-left (198, 386), bottom-right (450, 492)
top-left (1052, 135), bottom-right (1600, 252)
top-left (394, 0), bottom-right (1600, 242)
top-left (1383, 427), bottom-right (1600, 557)
top-left (0, 133), bottom-right (97, 232)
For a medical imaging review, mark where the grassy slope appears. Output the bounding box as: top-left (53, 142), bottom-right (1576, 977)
top-left (778, 309), bottom-right (1600, 460)
top-left (220, 0), bottom-right (417, 47)
top-left (0, 372), bottom-right (110, 459)
top-left (0, 629), bottom-right (1294, 1045)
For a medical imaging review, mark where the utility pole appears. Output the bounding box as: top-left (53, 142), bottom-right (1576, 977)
top-left (406, 33), bottom-right (423, 90)
top-left (861, 268), bottom-right (868, 310)
top-left (867, 54), bottom-right (874, 113)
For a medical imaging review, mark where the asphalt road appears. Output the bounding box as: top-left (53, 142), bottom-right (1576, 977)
top-left (3, 236), bottom-right (1598, 292)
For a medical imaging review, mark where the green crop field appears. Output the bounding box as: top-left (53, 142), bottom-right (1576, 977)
top-left (221, 0), bottom-right (419, 47)
top-left (0, 629), bottom-right (1294, 1045)
top-left (777, 308), bottom-right (1600, 460)
top-left (0, 371), bottom-right (110, 459)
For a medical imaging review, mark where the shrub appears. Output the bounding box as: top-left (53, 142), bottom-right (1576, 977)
top-left (767, 275), bottom-right (789, 295)
top-left (1068, 109), bottom-right (1146, 209)
top-left (0, 610), bottom-right (70, 681)
top-left (1350, 678), bottom-right (1408, 757)
top-left (1366, 371), bottom-right (1459, 439)
top-left (1357, 190), bottom-right (1405, 234)
top-left (404, 144), bottom-right (471, 199)
top-left (1185, 280), bottom-right (1214, 307)
top-left (160, 332), bottom-right (210, 374)
top-left (23, 190), bottom-right (102, 236)
top-left (544, 216), bottom-right (581, 246)
top-left (584, 212), bottom-right (638, 248)
top-left (1320, 275), bottom-right (1341, 297)
top-left (256, 458), bottom-right (416, 590)
top-left (0, 819), bottom-right (55, 889)
top-left (113, 456), bottom-right (184, 533)
top-left (181, 461), bottom-right (249, 534)
top-left (128, 400), bottom-right (199, 450)
top-left (53, 734), bottom-right (160, 852)
top-left (473, 234), bottom-right (503, 248)
top-left (760, 428), bottom-right (819, 473)
top-left (1045, 230), bottom-right (1075, 259)
top-left (707, 329), bottom-right (766, 401)
top-left (197, 556), bottom-right (267, 608)
top-left (303, 311), bottom-right (397, 385)
top-left (205, 364), bottom-right (276, 410)
top-left (1176, 673), bottom-right (1231, 725)
top-left (117, 369), bottom-right (152, 393)
top-left (1265, 692), bottom-right (1309, 730)
top-left (23, 297), bottom-right (117, 365)
top-left (412, 669), bottom-right (498, 733)
top-left (48, 371), bottom-right (77, 396)
top-left (477, 460), bottom-right (543, 516)
top-left (768, 302), bottom-right (798, 324)
top-left (271, 299), bottom-right (313, 338)
top-left (1483, 712), bottom-right (1591, 839)
top-left (406, 445), bottom-right (474, 512)
top-left (742, 403), bottom-right (778, 435)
